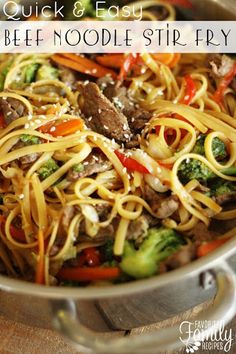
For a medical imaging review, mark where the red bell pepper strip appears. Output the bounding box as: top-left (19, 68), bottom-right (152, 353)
top-left (167, 0), bottom-right (193, 9)
top-left (115, 150), bottom-right (150, 174)
top-left (0, 112), bottom-right (6, 129)
top-left (57, 266), bottom-right (121, 282)
top-left (83, 247), bottom-right (101, 267)
top-left (118, 54), bottom-right (139, 82)
top-left (181, 75), bottom-right (197, 105)
top-left (0, 215), bottom-right (26, 243)
top-left (197, 237), bottom-right (230, 258)
top-left (213, 62), bottom-right (236, 103)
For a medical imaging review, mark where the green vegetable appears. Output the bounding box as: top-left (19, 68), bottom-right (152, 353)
top-left (193, 134), bottom-right (227, 160)
top-left (36, 65), bottom-right (59, 81)
top-left (38, 159), bottom-right (59, 180)
top-left (221, 166), bottom-right (236, 176)
top-left (100, 240), bottom-right (114, 262)
top-left (0, 59), bottom-right (13, 90)
top-left (210, 180), bottom-right (236, 197)
top-left (24, 63), bottom-right (40, 83)
top-left (72, 163), bottom-right (84, 173)
top-left (20, 134), bottom-right (40, 146)
top-left (178, 159), bottom-right (215, 184)
top-left (120, 227), bottom-right (186, 279)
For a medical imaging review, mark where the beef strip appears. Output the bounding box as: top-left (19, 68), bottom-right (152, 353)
top-left (213, 192), bottom-right (236, 205)
top-left (143, 185), bottom-right (179, 219)
top-left (208, 54), bottom-right (236, 92)
top-left (10, 140), bottom-right (40, 167)
top-left (159, 243), bottom-right (196, 273)
top-left (127, 213), bottom-right (159, 245)
top-left (0, 97), bottom-right (28, 125)
top-left (58, 65), bottom-right (78, 89)
top-left (67, 150), bottom-right (112, 181)
top-left (98, 78), bottom-right (152, 133)
top-left (208, 54), bottom-right (234, 78)
top-left (79, 82), bottom-right (131, 142)
top-left (188, 222), bottom-right (218, 243)
top-left (61, 205), bottom-right (75, 233)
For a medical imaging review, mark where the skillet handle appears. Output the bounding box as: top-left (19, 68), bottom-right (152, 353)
top-left (52, 262), bottom-right (236, 353)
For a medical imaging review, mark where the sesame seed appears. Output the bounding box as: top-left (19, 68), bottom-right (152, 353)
top-left (50, 126), bottom-right (56, 132)
top-left (24, 124), bottom-right (30, 129)
top-left (18, 194), bottom-right (24, 200)
top-left (104, 125), bottom-right (108, 130)
top-left (35, 119), bottom-right (42, 124)
top-left (84, 161), bottom-right (89, 166)
top-left (98, 109), bottom-right (102, 114)
top-left (6, 111), bottom-right (12, 116)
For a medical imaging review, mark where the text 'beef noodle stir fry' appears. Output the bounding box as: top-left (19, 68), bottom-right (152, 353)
top-left (0, 49), bottom-right (235, 286)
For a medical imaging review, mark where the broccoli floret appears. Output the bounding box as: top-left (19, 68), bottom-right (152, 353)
top-left (120, 227), bottom-right (186, 279)
top-left (24, 63), bottom-right (40, 83)
top-left (20, 134), bottom-right (40, 146)
top-left (36, 65), bottom-right (59, 81)
top-left (192, 134), bottom-right (206, 155)
top-left (0, 58), bottom-right (13, 90)
top-left (210, 179), bottom-right (236, 197)
top-left (193, 134), bottom-right (227, 160)
top-left (38, 159), bottom-right (59, 180)
top-left (100, 240), bottom-right (114, 262)
top-left (178, 159), bottom-right (215, 184)
top-left (72, 163), bottom-right (84, 173)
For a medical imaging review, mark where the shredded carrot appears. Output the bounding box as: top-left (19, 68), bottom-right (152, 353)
top-left (53, 54), bottom-right (117, 79)
top-left (38, 119), bottom-right (83, 137)
top-left (35, 230), bottom-right (45, 285)
top-left (197, 237), bottom-right (230, 258)
top-left (50, 119), bottom-right (83, 137)
top-left (96, 54), bottom-right (125, 69)
top-left (152, 53), bottom-right (181, 68)
top-left (46, 106), bottom-right (58, 115)
top-left (152, 53), bottom-right (174, 66)
top-left (169, 53), bottom-right (181, 68)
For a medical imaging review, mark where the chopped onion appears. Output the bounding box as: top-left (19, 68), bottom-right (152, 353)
top-left (144, 174), bottom-right (168, 193)
top-left (81, 204), bottom-right (99, 223)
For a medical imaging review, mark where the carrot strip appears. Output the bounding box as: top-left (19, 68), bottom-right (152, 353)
top-left (57, 266), bottom-right (121, 282)
top-left (50, 119), bottom-right (83, 137)
top-left (38, 119), bottom-right (83, 137)
top-left (96, 54), bottom-right (125, 69)
top-left (56, 53), bottom-right (117, 79)
top-left (169, 53), bottom-right (181, 68)
top-left (152, 53), bottom-right (174, 66)
top-left (35, 230), bottom-right (45, 285)
top-left (197, 237), bottom-right (230, 258)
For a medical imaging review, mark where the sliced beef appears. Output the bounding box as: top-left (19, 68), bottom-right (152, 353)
top-left (208, 54), bottom-right (234, 78)
top-left (213, 192), bottom-right (236, 205)
top-left (0, 97), bottom-right (28, 125)
top-left (58, 65), bottom-right (77, 89)
top-left (188, 222), bottom-right (217, 243)
top-left (159, 243), bottom-right (196, 273)
top-left (98, 78), bottom-right (152, 133)
top-left (127, 213), bottom-right (159, 244)
top-left (20, 153), bottom-right (39, 165)
top-left (67, 150), bottom-right (112, 181)
top-left (61, 205), bottom-right (75, 233)
top-left (79, 82), bottom-right (131, 142)
top-left (143, 185), bottom-right (179, 219)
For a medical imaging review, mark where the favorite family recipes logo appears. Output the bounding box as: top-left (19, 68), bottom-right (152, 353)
top-left (179, 320), bottom-right (234, 352)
